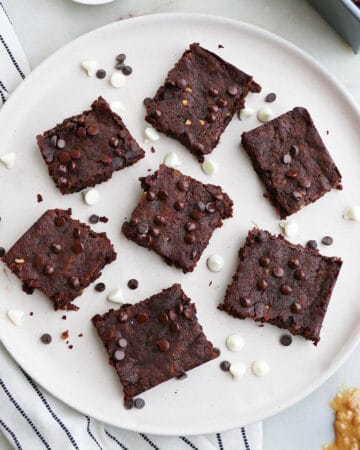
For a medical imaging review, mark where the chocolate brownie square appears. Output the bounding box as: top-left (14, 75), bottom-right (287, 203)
top-left (218, 228), bottom-right (342, 344)
top-left (37, 97), bottom-right (145, 194)
top-left (92, 283), bottom-right (218, 403)
top-left (122, 165), bottom-right (233, 273)
top-left (145, 43), bottom-right (261, 161)
top-left (241, 107), bottom-right (342, 218)
top-left (2, 209), bottom-right (116, 311)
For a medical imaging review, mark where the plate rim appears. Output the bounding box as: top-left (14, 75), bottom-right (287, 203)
top-left (1, 12), bottom-right (360, 436)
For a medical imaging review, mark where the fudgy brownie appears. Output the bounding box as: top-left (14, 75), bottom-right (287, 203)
top-left (37, 97), bottom-right (145, 194)
top-left (218, 228), bottom-right (342, 344)
top-left (145, 43), bottom-right (261, 161)
top-left (2, 209), bottom-right (116, 310)
top-left (92, 283), bottom-right (218, 403)
top-left (241, 107), bottom-right (342, 218)
top-left (122, 164), bottom-right (233, 273)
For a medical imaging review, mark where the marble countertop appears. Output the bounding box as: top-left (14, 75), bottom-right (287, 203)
top-left (4, 0), bottom-right (360, 448)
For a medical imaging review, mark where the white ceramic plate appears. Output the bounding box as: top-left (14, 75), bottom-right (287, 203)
top-left (0, 14), bottom-right (359, 436)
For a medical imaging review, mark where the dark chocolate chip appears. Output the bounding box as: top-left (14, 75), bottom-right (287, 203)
top-left (206, 113), bottom-right (217, 123)
top-left (174, 200), bottom-right (185, 211)
top-left (206, 202), bottom-right (216, 213)
top-left (285, 169), bottom-right (298, 179)
top-left (272, 267), bottom-right (284, 278)
top-left (213, 347), bottom-right (221, 356)
top-left (220, 360), bottom-right (231, 372)
top-left (50, 243), bottom-right (61, 254)
top-left (37, 194), bottom-right (43, 203)
top-left (50, 135), bottom-right (57, 147)
top-left (72, 242), bottom-right (84, 254)
top-left (158, 312), bottom-right (169, 324)
top-left (40, 333), bottom-right (52, 344)
top-left (255, 231), bottom-right (267, 243)
top-left (58, 164), bottom-right (67, 174)
top-left (95, 282), bottom-right (105, 292)
top-left (146, 191), bottom-right (156, 201)
top-left (149, 227), bottom-right (160, 237)
top-left (158, 190), bottom-right (168, 200)
top-left (196, 201), bottom-right (206, 212)
top-left (137, 223), bottom-right (149, 235)
top-left (157, 338), bottom-right (170, 352)
top-left (184, 234), bottom-right (196, 244)
top-left (154, 215), bottom-right (166, 226)
top-left (58, 177), bottom-right (68, 187)
top-left (96, 69), bottom-right (106, 79)
top-left (280, 334), bottom-right (292, 346)
top-left (114, 350), bottom-right (125, 361)
top-left (143, 97), bottom-right (152, 107)
top-left (69, 161), bottom-right (78, 172)
top-left (57, 139), bottom-right (66, 149)
top-left (280, 285), bottom-right (292, 295)
top-left (299, 178), bottom-right (311, 188)
top-left (290, 145), bottom-right (299, 157)
top-left (209, 104), bottom-right (219, 113)
top-left (69, 276), bottom-right (80, 289)
top-left (265, 92), bottom-right (277, 102)
top-left (87, 125), bottom-right (99, 136)
top-left (176, 303), bottom-right (184, 314)
top-left (170, 322), bottom-right (180, 332)
top-left (176, 78), bottom-right (187, 89)
top-left (282, 154), bottom-right (292, 164)
top-left (89, 214), bottom-right (99, 224)
top-left (122, 66), bottom-right (132, 76)
top-left (116, 53), bottom-right (126, 63)
top-left (306, 240), bottom-right (317, 250)
top-left (169, 310), bottom-right (177, 321)
top-left (134, 398), bottom-right (145, 409)
top-left (154, 109), bottom-right (162, 117)
top-left (259, 256), bottom-right (270, 267)
top-left (294, 269), bottom-right (305, 281)
top-left (136, 313), bottom-right (149, 324)
top-left (127, 279), bottom-right (138, 290)
top-left (34, 255), bottom-right (43, 268)
top-left (209, 87), bottom-right (219, 97)
top-left (0, 247), bottom-right (5, 257)
top-left (288, 258), bottom-right (300, 269)
top-left (291, 302), bottom-right (302, 313)
top-left (227, 85), bottom-right (238, 96)
top-left (73, 228), bottom-right (81, 239)
top-left (185, 222), bottom-right (196, 232)
top-left (292, 191), bottom-right (303, 201)
top-left (322, 236), bottom-right (333, 245)
top-left (124, 399), bottom-right (134, 410)
top-left (257, 279), bottom-right (268, 291)
top-left (217, 98), bottom-right (228, 108)
top-left (190, 210), bottom-right (201, 221)
top-left (77, 127), bottom-right (86, 138)
top-left (240, 297), bottom-right (251, 308)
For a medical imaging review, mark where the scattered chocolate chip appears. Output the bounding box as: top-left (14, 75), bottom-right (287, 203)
top-left (68, 345), bottom-right (73, 350)
top-left (50, 243), bottom-right (62, 254)
top-left (217, 98), bottom-right (228, 108)
top-left (29, 312), bottom-right (34, 316)
top-left (34, 255), bottom-right (43, 268)
top-left (227, 85), bottom-right (238, 96)
top-left (272, 267), bottom-right (284, 278)
top-left (127, 279), bottom-right (138, 290)
top-left (87, 125), bottom-right (99, 136)
top-left (61, 330), bottom-right (69, 340)
top-left (150, 147), bottom-right (155, 153)
top-left (169, 310), bottom-right (177, 321)
top-left (185, 222), bottom-right (196, 232)
top-left (240, 297), bottom-right (251, 308)
top-left (170, 322), bottom-right (180, 332)
top-left (176, 78), bottom-right (187, 89)
top-left (143, 97), bottom-right (152, 107)
top-left (213, 347), bottom-right (221, 356)
top-left (280, 334), bottom-right (292, 346)
top-left (264, 92), bottom-right (277, 103)
top-left (259, 256), bottom-right (270, 267)
top-left (69, 162), bottom-right (78, 172)
top-left (184, 234), bottom-right (196, 244)
top-left (218, 44), bottom-right (224, 48)
top-left (58, 177), bottom-right (68, 187)
top-left (57, 139), bottom-right (66, 149)
top-left (122, 65), bottom-right (132, 76)
top-left (282, 154), bottom-right (292, 164)
top-left (176, 303), bottom-right (183, 314)
top-left (292, 191), bottom-right (303, 201)
top-left (257, 279), bottom-right (268, 291)
top-left (290, 145), bottom-right (299, 157)
top-left (124, 399), bottom-right (134, 410)
top-left (59, 151), bottom-right (70, 163)
top-left (306, 240), bottom-right (317, 250)
top-left (72, 242), bottom-right (84, 254)
top-left (89, 214), bottom-right (99, 224)
top-left (73, 228), bottom-right (81, 239)
top-left (136, 313), bottom-right (149, 324)
top-left (45, 265), bottom-right (55, 276)
top-left (322, 236), bottom-right (333, 245)
top-left (58, 165), bottom-right (67, 174)
top-left (62, 315), bottom-right (67, 320)
top-left (280, 285), bottom-right (292, 295)
top-left (40, 333), bottom-right (52, 344)
top-left (206, 113), bottom-right (217, 123)
top-left (78, 333), bottom-right (83, 337)
top-left (116, 53), bottom-right (126, 63)
top-left (50, 135), bottom-right (57, 147)
top-left (70, 149), bottom-right (81, 160)
top-left (95, 282), bottom-right (106, 292)
top-left (294, 269), bottom-right (305, 281)
top-left (157, 338), bottom-right (170, 352)
top-left (0, 247), bottom-right (5, 257)
top-left (190, 209), bottom-right (201, 221)
top-left (37, 194), bottom-right (43, 203)
top-left (154, 215), bottom-right (166, 226)
top-left (288, 258), bottom-right (300, 269)
top-left (220, 360), bottom-right (231, 372)
top-left (134, 398), bottom-right (145, 409)
top-left (22, 283), bottom-right (34, 295)
top-left (255, 231), bottom-right (267, 243)
top-left (158, 190), bottom-right (168, 200)
top-left (209, 87), bottom-right (219, 97)
top-left (96, 69), bottom-right (106, 79)
top-left (174, 200), bottom-right (185, 211)
top-left (158, 312), bottom-right (169, 324)
top-left (206, 202), bottom-right (216, 213)
top-left (77, 127), bottom-right (86, 138)
top-left (209, 104), bottom-right (219, 113)
top-left (291, 302), bottom-right (302, 313)
top-left (69, 276), bottom-right (80, 289)
top-left (149, 227), bottom-right (160, 237)
top-left (146, 191), bottom-right (156, 202)
top-left (285, 169), bottom-right (298, 179)
top-left (299, 178), bottom-right (311, 189)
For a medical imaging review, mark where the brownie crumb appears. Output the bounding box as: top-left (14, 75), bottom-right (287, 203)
top-left (61, 330), bottom-right (69, 340)
top-left (29, 312), bottom-right (34, 316)
top-left (220, 360), bottom-right (231, 371)
top-left (150, 147), bottom-right (156, 153)
top-left (68, 345), bottom-right (74, 350)
top-left (62, 315), bottom-right (67, 320)
top-left (209, 281), bottom-right (213, 286)
top-left (37, 194), bottom-right (43, 203)
top-left (78, 333), bottom-right (83, 337)
top-left (99, 216), bottom-right (109, 223)
top-left (218, 44), bottom-right (224, 48)
top-left (22, 283), bottom-right (34, 295)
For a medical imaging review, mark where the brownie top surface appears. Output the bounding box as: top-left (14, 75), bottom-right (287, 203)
top-left (145, 43), bottom-right (261, 159)
top-left (219, 228), bottom-right (342, 344)
top-left (122, 164), bottom-right (233, 273)
top-left (2, 209), bottom-right (116, 310)
top-left (241, 107), bottom-right (342, 218)
top-left (92, 283), bottom-right (218, 400)
top-left (37, 97), bottom-right (144, 194)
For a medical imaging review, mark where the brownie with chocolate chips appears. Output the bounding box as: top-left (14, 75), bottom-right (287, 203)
top-left (36, 97), bottom-right (145, 194)
top-left (122, 164), bottom-right (233, 273)
top-left (241, 107), bottom-right (342, 219)
top-left (218, 228), bottom-right (342, 345)
top-left (92, 283), bottom-right (218, 403)
top-left (2, 209), bottom-right (116, 310)
top-left (145, 43), bottom-right (261, 161)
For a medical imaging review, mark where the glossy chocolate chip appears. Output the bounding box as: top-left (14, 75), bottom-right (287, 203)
top-left (154, 215), bottom-right (166, 226)
top-left (294, 269), bottom-right (305, 281)
top-left (184, 234), bottom-right (196, 244)
top-left (87, 125), bottom-right (99, 136)
top-left (127, 279), bottom-right (138, 290)
top-left (286, 169), bottom-right (298, 179)
top-left (69, 161), bottom-right (78, 172)
top-left (158, 190), bottom-right (168, 200)
top-left (176, 78), bottom-right (187, 89)
top-left (157, 338), bottom-right (170, 352)
top-left (158, 312), bottom-right (169, 324)
top-left (288, 258), bottom-right (300, 269)
top-left (118, 311), bottom-right (128, 323)
top-left (134, 398), bottom-right (145, 409)
top-left (96, 69), bottom-right (106, 79)
top-left (259, 256), bottom-right (270, 267)
top-left (291, 302), bottom-right (302, 313)
top-left (109, 137), bottom-right (119, 148)
top-left (255, 231), bottom-right (267, 243)
top-left (209, 104), bottom-right (219, 113)
top-left (50, 135), bottom-right (57, 147)
top-left (45, 265), bottom-right (55, 276)
top-left (118, 338), bottom-right (128, 348)
top-left (220, 360), bottom-right (231, 371)
top-left (69, 277), bottom-right (80, 289)
top-left (174, 200), bottom-right (185, 211)
top-left (58, 177), bottom-right (68, 187)
top-left (124, 399), bottom-right (134, 410)
top-left (136, 313), bottom-right (149, 324)
top-left (149, 227), bottom-right (160, 237)
top-left (306, 240), bottom-right (317, 250)
top-left (77, 127), bottom-right (86, 138)
top-left (280, 334), bottom-right (292, 346)
top-left (50, 243), bottom-right (61, 254)
top-left (265, 92), bottom-right (277, 102)
top-left (58, 151), bottom-right (70, 163)
top-left (170, 322), bottom-right (180, 332)
top-left (34, 255), bottom-right (43, 268)
top-left (116, 53), bottom-right (126, 63)
top-left (227, 85), bottom-right (238, 96)
top-left (177, 179), bottom-right (189, 191)
top-left (185, 222), bottom-right (196, 232)
top-left (290, 145), bottom-right (299, 157)
top-left (73, 228), bottom-right (81, 238)
top-left (95, 282), bottom-right (105, 292)
top-left (292, 191), bottom-right (303, 200)
top-left (58, 165), bottom-right (67, 174)
top-left (280, 285), bottom-right (292, 295)
top-left (240, 297), bottom-right (251, 308)
top-left (57, 139), bottom-right (66, 149)
top-left (217, 98), bottom-right (228, 108)
top-left (72, 242), bottom-right (84, 254)
top-left (122, 65), bottom-right (132, 76)
top-left (209, 87), bottom-right (219, 97)
top-left (146, 191), bottom-right (156, 201)
top-left (190, 210), bottom-right (201, 221)
top-left (257, 279), bottom-right (268, 291)
top-left (89, 214), bottom-right (99, 224)
top-left (299, 178), bottom-right (311, 188)
top-left (207, 113), bottom-right (217, 123)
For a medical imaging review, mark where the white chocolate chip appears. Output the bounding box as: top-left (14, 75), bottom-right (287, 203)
top-left (343, 206), bottom-right (360, 221)
top-left (7, 309), bottom-right (24, 326)
top-left (83, 188), bottom-right (100, 206)
top-left (207, 254), bottom-right (224, 272)
top-left (201, 159), bottom-right (218, 176)
top-left (239, 106), bottom-right (254, 120)
top-left (81, 60), bottom-right (97, 77)
top-left (226, 334), bottom-right (244, 352)
top-left (164, 152), bottom-right (181, 168)
top-left (110, 101), bottom-right (125, 115)
top-left (0, 152), bottom-right (16, 169)
top-left (279, 220), bottom-right (299, 238)
top-left (252, 360), bottom-right (269, 377)
top-left (107, 288), bottom-right (123, 304)
top-left (257, 106), bottom-right (273, 123)
top-left (229, 362), bottom-right (246, 380)
top-left (144, 127), bottom-right (160, 142)
top-left (110, 72), bottom-right (126, 88)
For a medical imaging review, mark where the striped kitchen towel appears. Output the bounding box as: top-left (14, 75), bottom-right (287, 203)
top-left (0, 3), bottom-right (262, 449)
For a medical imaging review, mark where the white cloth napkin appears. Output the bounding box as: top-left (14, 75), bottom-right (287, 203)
top-left (0, 4), bottom-right (263, 449)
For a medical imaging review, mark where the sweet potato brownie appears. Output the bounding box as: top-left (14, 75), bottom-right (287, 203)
top-left (218, 228), bottom-right (342, 344)
top-left (122, 164), bottom-right (233, 273)
top-left (37, 97), bottom-right (145, 194)
top-left (145, 43), bottom-right (261, 161)
top-left (241, 107), bottom-right (342, 218)
top-left (2, 209), bottom-right (116, 310)
top-left (92, 283), bottom-right (218, 403)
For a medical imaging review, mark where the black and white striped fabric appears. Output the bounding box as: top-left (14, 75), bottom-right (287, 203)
top-left (0, 4), bottom-right (262, 449)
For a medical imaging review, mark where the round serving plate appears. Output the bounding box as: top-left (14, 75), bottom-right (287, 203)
top-left (0, 13), bottom-right (359, 436)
